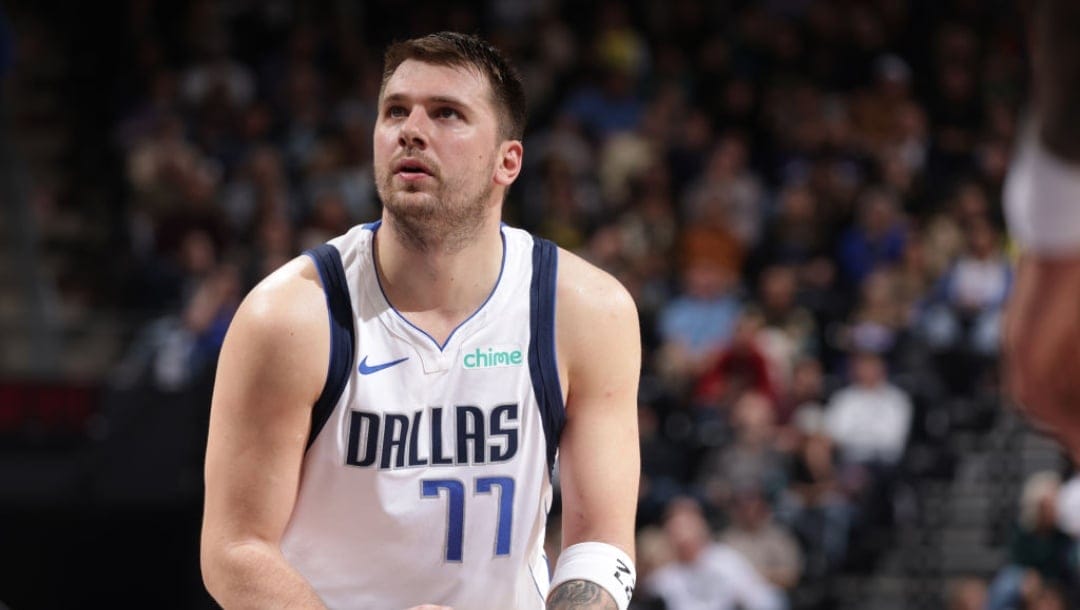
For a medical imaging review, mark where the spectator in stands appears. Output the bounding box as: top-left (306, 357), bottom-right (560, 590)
top-left (179, 31), bottom-right (254, 113)
top-left (750, 183), bottom-right (846, 331)
top-left (777, 405), bottom-right (853, 577)
top-left (297, 190), bottom-right (352, 251)
top-left (754, 264), bottom-right (818, 363)
top-left (532, 155), bottom-right (595, 250)
top-left (946, 577), bottom-right (987, 610)
top-left (921, 181), bottom-right (991, 280)
top-left (694, 314), bottom-right (780, 410)
top-left (720, 485), bottom-right (803, 591)
top-left (836, 188), bottom-right (908, 288)
top-left (683, 133), bottom-right (765, 250)
top-left (127, 114), bottom-right (213, 222)
top-left (851, 54), bottom-right (915, 155)
top-left (1018, 473), bottom-right (1075, 584)
top-left (1025, 584), bottom-right (1068, 610)
top-left (778, 357), bottom-right (828, 425)
top-left (840, 269), bottom-right (909, 357)
top-left (220, 145), bottom-right (294, 238)
top-left (987, 472), bottom-right (1077, 610)
top-left (823, 350), bottom-right (912, 559)
top-left (756, 183), bottom-right (828, 269)
top-left (560, 24), bottom-right (646, 139)
top-left (611, 162), bottom-right (679, 318)
top-left (824, 351), bottom-right (912, 469)
top-left (697, 391), bottom-right (787, 510)
top-left (920, 215), bottom-right (1012, 357)
top-left (656, 235), bottom-right (742, 389)
top-left (646, 497), bottom-right (785, 610)
top-left (520, 114), bottom-right (597, 232)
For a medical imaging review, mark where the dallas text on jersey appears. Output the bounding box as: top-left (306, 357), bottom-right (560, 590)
top-left (346, 403), bottom-right (520, 470)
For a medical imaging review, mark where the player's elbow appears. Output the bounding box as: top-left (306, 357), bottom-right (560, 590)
top-left (200, 537), bottom-right (272, 603)
top-left (200, 538), bottom-right (234, 601)
top-left (1004, 344), bottom-right (1054, 413)
top-left (1007, 368), bottom-right (1041, 413)
top-left (1005, 344), bottom-right (1080, 444)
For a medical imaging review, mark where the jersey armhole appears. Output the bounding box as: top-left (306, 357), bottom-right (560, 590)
top-left (527, 237), bottom-right (565, 474)
top-left (303, 244), bottom-right (356, 450)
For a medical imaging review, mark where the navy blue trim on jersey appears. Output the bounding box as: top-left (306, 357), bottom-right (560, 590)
top-left (303, 244), bottom-right (356, 450)
top-left (528, 237), bottom-right (565, 473)
top-left (369, 222), bottom-right (508, 352)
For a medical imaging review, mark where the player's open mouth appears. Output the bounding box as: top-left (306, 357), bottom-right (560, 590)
top-left (394, 158), bottom-right (434, 180)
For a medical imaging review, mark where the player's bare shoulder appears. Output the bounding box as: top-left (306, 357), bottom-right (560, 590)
top-left (232, 256), bottom-right (327, 343)
top-left (218, 255), bottom-right (330, 406)
top-left (243, 256), bottom-right (325, 325)
top-left (554, 248), bottom-right (641, 397)
top-left (555, 248), bottom-right (638, 324)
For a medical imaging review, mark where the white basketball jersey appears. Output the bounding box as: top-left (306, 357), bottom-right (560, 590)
top-left (281, 222), bottom-right (565, 610)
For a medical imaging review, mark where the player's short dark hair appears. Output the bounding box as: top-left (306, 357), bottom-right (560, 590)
top-left (381, 32), bottom-right (527, 142)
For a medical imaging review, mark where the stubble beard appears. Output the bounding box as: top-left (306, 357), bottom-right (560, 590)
top-left (377, 169), bottom-right (493, 254)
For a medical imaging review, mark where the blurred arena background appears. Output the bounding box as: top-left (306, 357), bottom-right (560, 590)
top-left (0, 1), bottom-right (1074, 609)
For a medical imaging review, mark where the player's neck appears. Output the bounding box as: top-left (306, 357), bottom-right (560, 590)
top-left (374, 215), bottom-right (504, 341)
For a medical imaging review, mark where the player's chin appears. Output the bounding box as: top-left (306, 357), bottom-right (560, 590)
top-left (385, 189), bottom-right (438, 209)
top-left (383, 196), bottom-right (444, 227)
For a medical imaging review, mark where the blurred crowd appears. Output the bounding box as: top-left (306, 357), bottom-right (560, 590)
top-left (979, 471), bottom-right (1080, 610)
top-left (84, 0), bottom-right (1079, 608)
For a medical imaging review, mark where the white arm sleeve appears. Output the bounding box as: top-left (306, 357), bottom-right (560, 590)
top-left (1004, 122), bottom-right (1080, 257)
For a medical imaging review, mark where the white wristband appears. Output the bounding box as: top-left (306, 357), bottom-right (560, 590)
top-left (1004, 122), bottom-right (1080, 257)
top-left (549, 542), bottom-right (636, 610)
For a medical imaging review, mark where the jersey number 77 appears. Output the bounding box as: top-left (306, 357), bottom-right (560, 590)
top-left (421, 477), bottom-right (515, 562)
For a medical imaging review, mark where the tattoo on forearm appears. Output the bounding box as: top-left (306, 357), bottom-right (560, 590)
top-left (547, 580), bottom-right (617, 610)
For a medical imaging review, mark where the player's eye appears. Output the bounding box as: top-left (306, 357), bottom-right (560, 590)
top-left (436, 107), bottom-right (461, 120)
top-left (387, 106), bottom-right (408, 118)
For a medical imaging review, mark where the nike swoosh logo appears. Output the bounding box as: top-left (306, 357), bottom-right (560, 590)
top-left (358, 355), bottom-right (409, 375)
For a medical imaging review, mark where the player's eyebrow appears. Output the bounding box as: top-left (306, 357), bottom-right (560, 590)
top-left (381, 93), bottom-right (470, 109)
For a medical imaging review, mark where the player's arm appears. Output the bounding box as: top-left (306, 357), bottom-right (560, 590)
top-left (201, 256), bottom-right (330, 609)
top-left (548, 251), bottom-right (641, 610)
top-left (1003, 0), bottom-right (1080, 460)
top-left (1003, 257), bottom-right (1080, 460)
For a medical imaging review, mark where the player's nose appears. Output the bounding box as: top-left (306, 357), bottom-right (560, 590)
top-left (398, 107), bottom-right (429, 149)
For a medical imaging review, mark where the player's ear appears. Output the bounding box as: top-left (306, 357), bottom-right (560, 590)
top-left (494, 139), bottom-right (523, 187)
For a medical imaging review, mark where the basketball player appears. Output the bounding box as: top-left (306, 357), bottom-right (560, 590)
top-left (1003, 0), bottom-right (1080, 462)
top-left (200, 33), bottom-right (640, 609)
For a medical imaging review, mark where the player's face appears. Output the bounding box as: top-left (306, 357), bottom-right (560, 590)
top-left (374, 60), bottom-right (504, 248)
